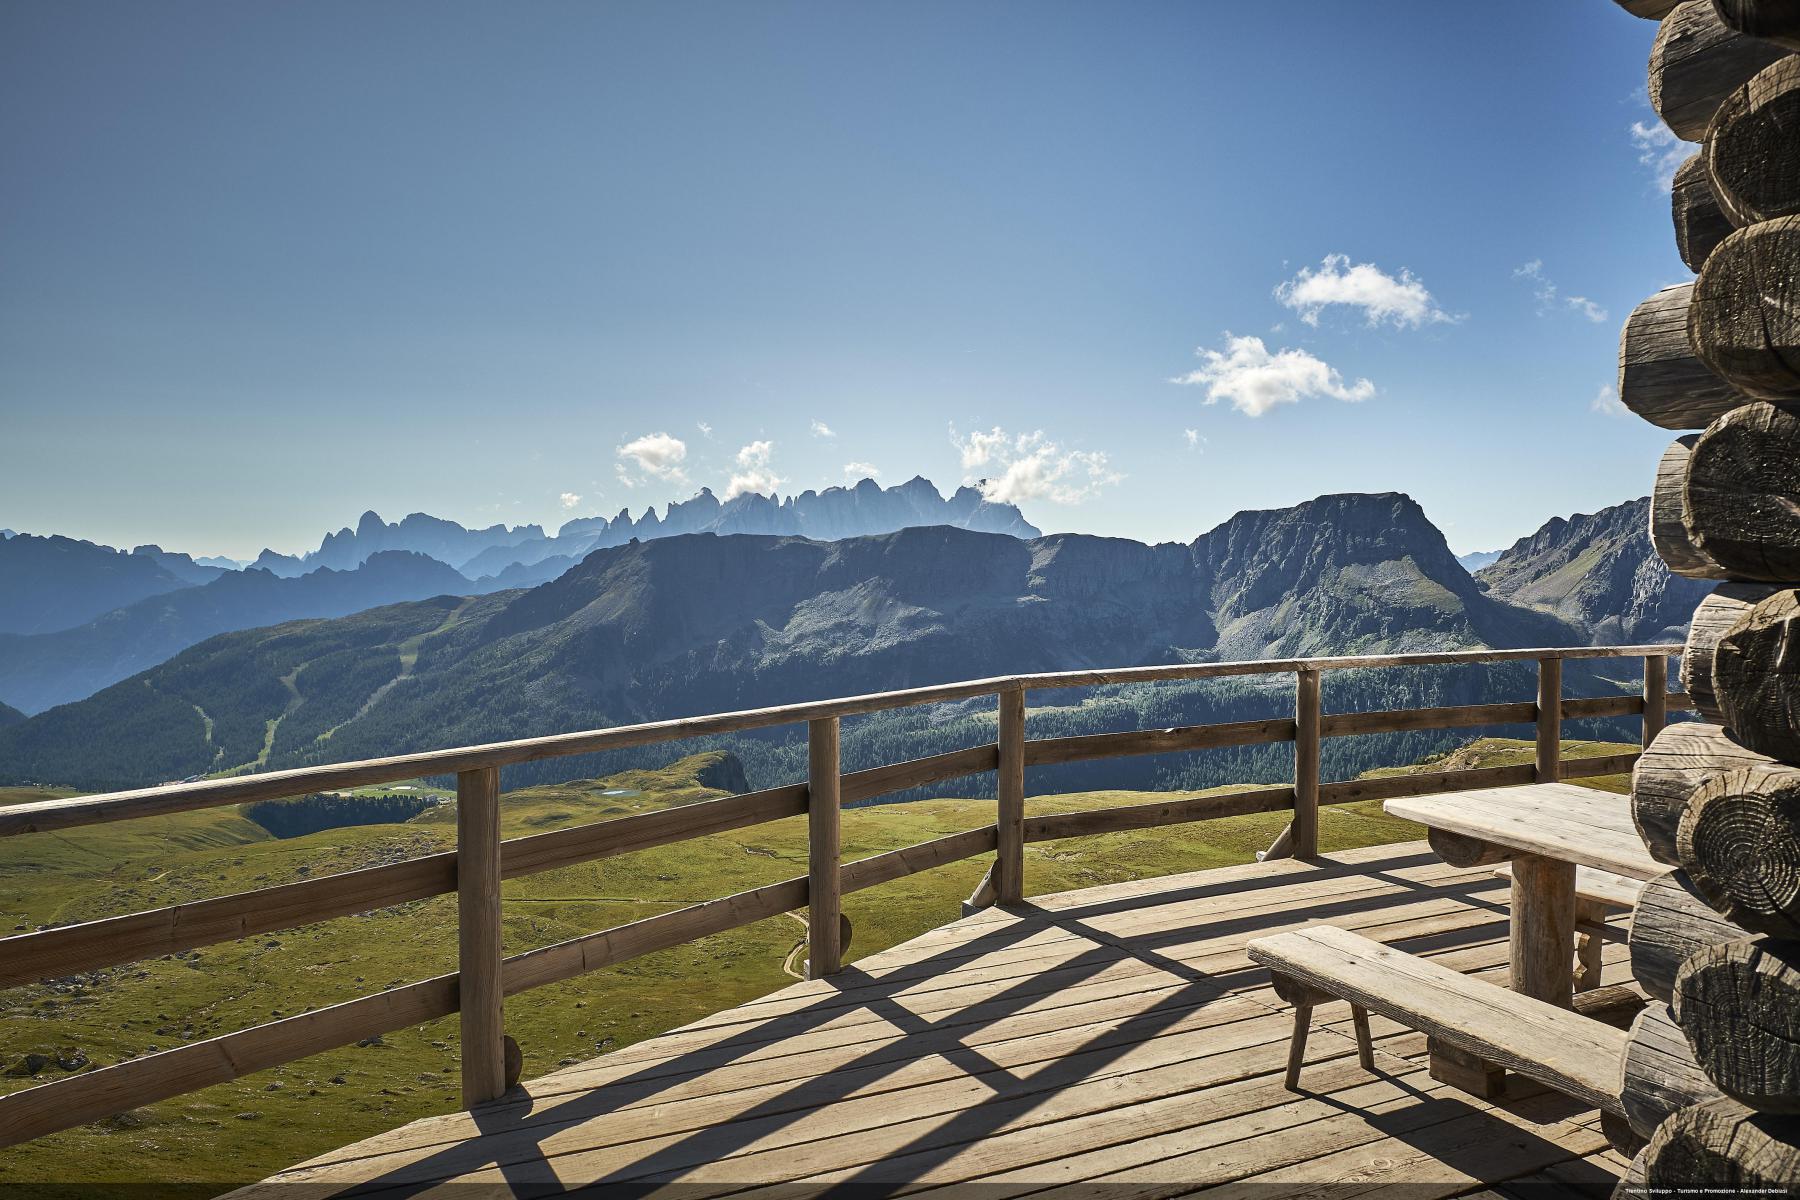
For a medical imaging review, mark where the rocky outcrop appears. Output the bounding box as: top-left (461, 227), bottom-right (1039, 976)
top-left (1476, 497), bottom-right (1712, 643)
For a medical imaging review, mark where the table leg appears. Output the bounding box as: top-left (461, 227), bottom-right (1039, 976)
top-left (1510, 853), bottom-right (1576, 1007)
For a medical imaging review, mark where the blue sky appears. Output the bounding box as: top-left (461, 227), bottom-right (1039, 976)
top-left (2, 1), bottom-right (1693, 560)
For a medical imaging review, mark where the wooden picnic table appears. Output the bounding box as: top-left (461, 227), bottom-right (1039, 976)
top-left (1385, 783), bottom-right (1661, 1008)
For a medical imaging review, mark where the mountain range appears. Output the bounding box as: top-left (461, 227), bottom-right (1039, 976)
top-left (0, 478), bottom-right (1035, 713)
top-left (0, 490), bottom-right (1664, 791)
top-left (0, 486), bottom-right (1699, 791)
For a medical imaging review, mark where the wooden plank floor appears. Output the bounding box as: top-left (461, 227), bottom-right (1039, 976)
top-left (237, 841), bottom-right (1638, 1199)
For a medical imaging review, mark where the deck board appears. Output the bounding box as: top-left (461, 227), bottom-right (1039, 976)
top-left (238, 840), bottom-right (1635, 1198)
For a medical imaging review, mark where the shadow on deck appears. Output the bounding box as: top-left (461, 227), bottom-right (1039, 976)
top-left (239, 841), bottom-right (1633, 1198)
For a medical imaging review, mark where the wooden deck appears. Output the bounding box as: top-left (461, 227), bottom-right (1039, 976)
top-left (240, 841), bottom-right (1638, 1198)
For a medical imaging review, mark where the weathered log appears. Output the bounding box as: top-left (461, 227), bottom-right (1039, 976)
top-left (1631, 869), bottom-right (1756, 1002)
top-left (1674, 936), bottom-right (1800, 1111)
top-left (1683, 583), bottom-right (1783, 720)
top-left (1691, 219), bottom-right (1800, 400)
top-left (1675, 153), bottom-right (1738, 270)
top-left (1653, 437), bottom-right (1731, 577)
top-left (1653, 1), bottom-right (1794, 141)
top-left (1684, 402), bottom-right (1800, 577)
top-left (1716, 588), bottom-right (1800, 761)
top-left (1618, 0), bottom-right (1681, 16)
top-left (1713, 0), bottom-right (1800, 51)
top-left (1620, 285), bottom-right (1746, 429)
top-left (1641, 1096), bottom-right (1800, 1192)
top-left (1705, 58), bottom-right (1800, 225)
top-left (1679, 765), bottom-right (1800, 938)
top-left (1622, 1002), bottom-right (1729, 1139)
top-left (1634, 722), bottom-right (1774, 863)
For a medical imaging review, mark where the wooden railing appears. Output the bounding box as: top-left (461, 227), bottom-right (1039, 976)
top-left (0, 644), bottom-right (1688, 1146)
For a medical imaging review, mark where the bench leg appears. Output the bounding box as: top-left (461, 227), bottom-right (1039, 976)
top-left (1350, 1004), bottom-right (1374, 1072)
top-left (1428, 1037), bottom-right (1506, 1099)
top-left (1575, 899), bottom-right (1606, 993)
top-left (1283, 1002), bottom-right (1313, 1091)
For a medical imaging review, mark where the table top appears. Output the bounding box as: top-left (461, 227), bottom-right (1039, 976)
top-left (1385, 782), bottom-right (1662, 880)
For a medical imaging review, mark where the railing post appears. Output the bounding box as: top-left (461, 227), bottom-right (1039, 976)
top-left (1643, 654), bottom-right (1668, 748)
top-left (995, 687), bottom-right (1027, 904)
top-left (1536, 657), bottom-right (1562, 783)
top-left (1293, 668), bottom-right (1321, 859)
top-left (456, 765), bottom-right (505, 1106)
top-left (806, 717), bottom-right (842, 978)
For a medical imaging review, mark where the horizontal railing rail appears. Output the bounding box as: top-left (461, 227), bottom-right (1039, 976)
top-left (0, 643), bottom-right (1689, 1147)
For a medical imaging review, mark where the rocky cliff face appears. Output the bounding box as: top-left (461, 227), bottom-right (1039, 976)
top-left (1475, 497), bottom-right (1710, 644)
top-left (1192, 493), bottom-right (1574, 658)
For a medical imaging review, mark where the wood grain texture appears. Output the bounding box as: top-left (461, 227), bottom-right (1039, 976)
top-left (1715, 588), bottom-right (1800, 761)
top-left (1512, 855), bottom-right (1578, 1006)
top-left (1021, 716), bottom-right (1293, 765)
top-left (1647, 655), bottom-right (1671, 747)
top-left (1498, 861), bottom-right (1645, 910)
top-left (1712, 0), bottom-right (1800, 50)
top-left (1389, 783), bottom-right (1663, 880)
top-left (1691, 220), bottom-right (1800, 400)
top-left (1678, 765), bottom-right (1800, 937)
top-left (805, 716), bottom-right (842, 978)
top-left (1675, 152), bottom-right (1739, 270)
top-left (1620, 285), bottom-right (1745, 429)
top-left (1705, 57), bottom-right (1800, 224)
top-left (1641, 1095), bottom-right (1800, 1192)
top-left (455, 765), bottom-right (505, 1107)
top-left (1652, 0), bottom-right (1793, 140)
top-left (1683, 583), bottom-right (1784, 719)
top-left (1245, 924), bottom-right (1627, 1112)
top-left (1022, 785), bottom-right (1294, 843)
top-left (1634, 722), bottom-right (1775, 864)
top-left (1630, 869), bottom-right (1752, 1002)
top-left (1293, 668), bottom-right (1321, 859)
top-left (1621, 1001), bottom-right (1729, 1139)
top-left (1674, 936), bottom-right (1800, 1111)
top-left (839, 744), bottom-right (997, 805)
top-left (1653, 436), bottom-right (1731, 578)
top-left (994, 687), bottom-right (1025, 905)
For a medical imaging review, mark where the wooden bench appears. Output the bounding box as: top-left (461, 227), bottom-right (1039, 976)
top-left (1245, 924), bottom-right (1628, 1115)
top-left (1492, 862), bottom-right (1645, 992)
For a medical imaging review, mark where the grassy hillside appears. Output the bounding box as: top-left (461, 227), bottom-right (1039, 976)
top-left (0, 739), bottom-right (1636, 1192)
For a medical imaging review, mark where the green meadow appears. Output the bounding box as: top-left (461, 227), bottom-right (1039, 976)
top-left (0, 738), bottom-right (1636, 1192)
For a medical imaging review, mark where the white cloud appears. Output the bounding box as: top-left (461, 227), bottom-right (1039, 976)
top-left (1274, 254), bottom-right (1458, 329)
top-left (843, 461), bottom-right (880, 480)
top-left (1183, 429), bottom-right (1204, 451)
top-left (559, 492), bottom-right (582, 510)
top-left (1171, 334), bottom-right (1375, 417)
top-left (949, 426), bottom-right (1121, 506)
top-left (1514, 260), bottom-right (1608, 323)
top-left (724, 440), bottom-right (782, 499)
top-left (1566, 295), bottom-right (1609, 323)
top-left (1630, 118), bottom-right (1686, 192)
top-left (615, 432), bottom-right (689, 485)
top-left (1591, 382), bottom-right (1630, 418)
top-left (696, 421), bottom-right (713, 438)
top-left (810, 420), bottom-right (836, 439)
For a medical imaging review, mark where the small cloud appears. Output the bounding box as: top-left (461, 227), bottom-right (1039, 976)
top-left (1274, 254), bottom-right (1459, 329)
top-left (810, 420), bottom-right (836, 439)
top-left (559, 492), bottom-right (582, 510)
top-left (1514, 261), bottom-right (1608, 322)
top-left (696, 421), bottom-right (714, 438)
top-left (1630, 118), bottom-right (1685, 192)
top-left (1183, 429), bottom-right (1205, 451)
top-left (724, 440), bottom-right (782, 499)
top-left (1592, 382), bottom-right (1630, 418)
top-left (843, 461), bottom-right (880, 480)
top-left (615, 432), bottom-right (689, 485)
top-left (1566, 295), bottom-right (1609, 323)
top-left (948, 426), bottom-right (1121, 505)
top-left (1172, 334), bottom-right (1375, 417)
